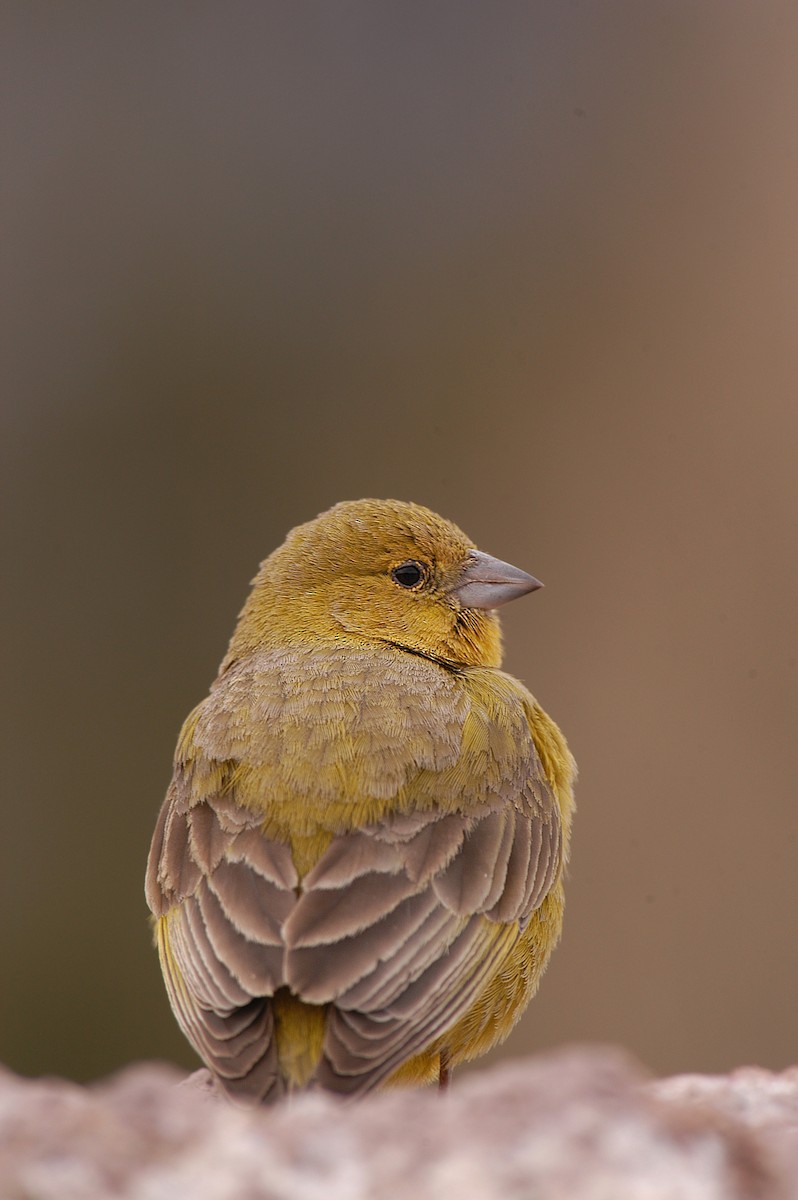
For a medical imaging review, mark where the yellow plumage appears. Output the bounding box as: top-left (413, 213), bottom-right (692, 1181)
top-left (146, 499), bottom-right (575, 1102)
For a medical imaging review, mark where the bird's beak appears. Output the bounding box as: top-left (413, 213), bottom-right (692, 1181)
top-left (450, 550), bottom-right (543, 610)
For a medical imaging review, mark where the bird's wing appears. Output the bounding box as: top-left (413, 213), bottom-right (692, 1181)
top-left (146, 698), bottom-right (562, 1100)
top-left (287, 767), bottom-right (561, 1095)
top-left (146, 774), bottom-right (299, 1103)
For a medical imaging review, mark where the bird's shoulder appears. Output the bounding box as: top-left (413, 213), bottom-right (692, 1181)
top-left (462, 666), bottom-right (575, 816)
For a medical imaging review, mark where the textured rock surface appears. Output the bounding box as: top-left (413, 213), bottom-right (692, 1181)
top-left (1, 1047), bottom-right (796, 1199)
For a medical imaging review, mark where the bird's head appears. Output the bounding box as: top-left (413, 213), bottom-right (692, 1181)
top-left (229, 499), bottom-right (542, 669)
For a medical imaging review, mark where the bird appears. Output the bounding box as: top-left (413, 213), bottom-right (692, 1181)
top-left (145, 499), bottom-right (575, 1104)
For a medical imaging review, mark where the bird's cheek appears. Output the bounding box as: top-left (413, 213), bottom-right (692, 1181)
top-left (328, 593), bottom-right (385, 639)
top-left (329, 598), bottom-right (363, 635)
top-left (329, 592), bottom-right (427, 650)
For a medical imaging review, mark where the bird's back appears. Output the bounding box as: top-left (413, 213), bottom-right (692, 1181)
top-left (147, 640), bottom-right (574, 1102)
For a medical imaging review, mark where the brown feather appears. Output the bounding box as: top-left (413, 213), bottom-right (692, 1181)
top-left (284, 871), bottom-right (418, 948)
top-left (486, 810), bottom-right (532, 922)
top-left (400, 812), bottom-right (468, 884)
top-left (206, 859), bottom-right (291, 944)
top-left (286, 891), bottom-right (444, 1002)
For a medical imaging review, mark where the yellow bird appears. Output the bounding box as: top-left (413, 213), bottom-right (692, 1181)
top-left (146, 499), bottom-right (575, 1103)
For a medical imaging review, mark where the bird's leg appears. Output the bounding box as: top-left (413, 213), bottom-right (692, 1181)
top-left (438, 1049), bottom-right (452, 1092)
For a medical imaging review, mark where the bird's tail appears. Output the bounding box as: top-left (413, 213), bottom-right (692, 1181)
top-left (272, 989), bottom-right (328, 1090)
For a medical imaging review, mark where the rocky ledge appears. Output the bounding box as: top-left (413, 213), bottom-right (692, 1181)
top-left (1, 1047), bottom-right (797, 1198)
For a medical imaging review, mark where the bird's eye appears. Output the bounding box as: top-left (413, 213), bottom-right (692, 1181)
top-left (391, 561), bottom-right (427, 589)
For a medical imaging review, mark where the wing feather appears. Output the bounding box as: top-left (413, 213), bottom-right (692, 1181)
top-left (188, 801), bottom-right (230, 874)
top-left (206, 858), bottom-right (291, 944)
top-left (171, 897), bottom-right (250, 1009)
top-left (155, 796), bottom-right (202, 908)
top-left (431, 809), bottom-right (511, 913)
top-left (486, 808), bottom-right (532, 922)
top-left (226, 828), bottom-right (298, 889)
top-left (398, 812), bottom-right (468, 884)
top-left (195, 880), bottom-right (284, 994)
top-left (320, 920), bottom-right (517, 1094)
top-left (285, 890), bottom-right (443, 1002)
top-left (302, 833), bottom-right (404, 888)
top-left (334, 903), bottom-right (461, 1010)
top-left (480, 809), bottom-right (517, 911)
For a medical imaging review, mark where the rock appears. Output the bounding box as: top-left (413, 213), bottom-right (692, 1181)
top-left (0, 1047), bottom-right (794, 1198)
top-left (652, 1065), bottom-right (798, 1188)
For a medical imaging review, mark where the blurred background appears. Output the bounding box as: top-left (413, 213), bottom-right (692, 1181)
top-left (2, 2), bottom-right (797, 1086)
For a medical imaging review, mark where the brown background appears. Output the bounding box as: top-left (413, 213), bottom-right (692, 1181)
top-left (2, 3), bottom-right (796, 1085)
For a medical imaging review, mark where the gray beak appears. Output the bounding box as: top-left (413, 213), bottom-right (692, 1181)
top-left (450, 550), bottom-right (543, 610)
